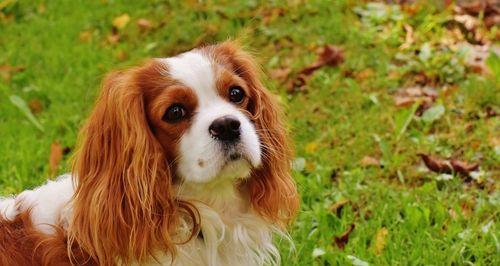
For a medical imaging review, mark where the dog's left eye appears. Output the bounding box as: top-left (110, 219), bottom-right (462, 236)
top-left (228, 86), bottom-right (245, 103)
top-left (162, 104), bottom-right (186, 123)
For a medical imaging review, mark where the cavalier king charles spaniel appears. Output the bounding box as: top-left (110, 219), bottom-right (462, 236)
top-left (0, 41), bottom-right (298, 266)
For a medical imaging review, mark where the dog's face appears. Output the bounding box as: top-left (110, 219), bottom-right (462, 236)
top-left (149, 50), bottom-right (262, 183)
top-left (71, 41), bottom-right (298, 265)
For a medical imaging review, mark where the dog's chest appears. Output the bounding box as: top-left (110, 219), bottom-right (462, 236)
top-left (145, 182), bottom-right (280, 266)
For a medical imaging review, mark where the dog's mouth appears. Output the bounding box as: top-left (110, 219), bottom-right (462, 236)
top-left (214, 149), bottom-right (255, 180)
top-left (228, 152), bottom-right (242, 161)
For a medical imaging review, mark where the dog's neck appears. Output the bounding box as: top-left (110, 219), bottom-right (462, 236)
top-left (175, 177), bottom-right (250, 216)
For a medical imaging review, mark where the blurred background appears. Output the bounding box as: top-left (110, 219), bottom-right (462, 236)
top-left (0, 0), bottom-right (498, 265)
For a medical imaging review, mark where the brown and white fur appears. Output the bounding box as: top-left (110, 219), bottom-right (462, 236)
top-left (0, 41), bottom-right (299, 266)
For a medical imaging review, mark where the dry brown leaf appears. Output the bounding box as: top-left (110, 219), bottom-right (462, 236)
top-left (371, 227), bottom-right (388, 255)
top-left (418, 153), bottom-right (454, 174)
top-left (485, 106), bottom-right (498, 118)
top-left (49, 141), bottom-right (63, 176)
top-left (0, 65), bottom-right (26, 81)
top-left (450, 159), bottom-right (480, 176)
top-left (112, 14), bottom-right (130, 30)
top-left (28, 99), bottom-right (43, 114)
top-left (0, 65), bottom-right (26, 72)
top-left (107, 33), bottom-right (120, 44)
top-left (286, 74), bottom-right (309, 93)
top-left (461, 43), bottom-right (492, 74)
top-left (330, 198), bottom-right (349, 216)
top-left (400, 24), bottom-right (414, 50)
top-left (355, 68), bottom-right (374, 81)
top-left (299, 44), bottom-right (344, 75)
top-left (269, 67), bottom-right (291, 82)
top-left (394, 95), bottom-right (416, 107)
top-left (136, 18), bottom-right (153, 31)
top-left (418, 154), bottom-right (480, 177)
top-left (333, 224), bottom-right (355, 250)
top-left (393, 86), bottom-right (438, 115)
top-left (261, 7), bottom-right (285, 25)
top-left (360, 156), bottom-right (380, 167)
top-left (286, 45), bottom-right (343, 93)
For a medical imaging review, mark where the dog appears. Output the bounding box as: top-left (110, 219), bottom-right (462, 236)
top-left (0, 41), bottom-right (299, 266)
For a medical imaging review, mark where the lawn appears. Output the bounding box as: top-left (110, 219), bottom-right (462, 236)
top-left (1, 0), bottom-right (499, 265)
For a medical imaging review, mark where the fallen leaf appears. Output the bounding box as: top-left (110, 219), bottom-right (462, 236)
top-left (0, 65), bottom-right (25, 81)
top-left (112, 14), bottom-right (130, 30)
top-left (393, 86), bottom-right (438, 115)
top-left (346, 255), bottom-right (369, 266)
top-left (360, 156), bottom-right (380, 167)
top-left (330, 198), bottom-right (349, 216)
top-left (261, 7), bottom-right (285, 25)
top-left (312, 248), bottom-right (326, 258)
top-left (49, 141), bottom-right (63, 176)
top-left (355, 68), bottom-right (374, 81)
top-left (107, 32), bottom-right (120, 44)
top-left (28, 99), bottom-right (43, 114)
top-left (371, 227), bottom-right (388, 255)
top-left (485, 106), bottom-right (498, 118)
top-left (418, 153), bottom-right (453, 174)
top-left (421, 104), bottom-right (445, 123)
top-left (450, 159), bottom-right (479, 176)
top-left (461, 43), bottom-right (494, 74)
top-left (333, 224), bottom-right (355, 250)
top-left (0, 65), bottom-right (25, 73)
top-left (136, 18), bottom-right (153, 31)
top-left (286, 74), bottom-right (309, 93)
top-left (287, 45), bottom-right (344, 93)
top-left (418, 153), bottom-right (480, 177)
top-left (399, 23), bottom-right (414, 50)
top-left (299, 44), bottom-right (344, 75)
top-left (394, 95), bottom-right (416, 107)
top-left (269, 67), bottom-right (291, 82)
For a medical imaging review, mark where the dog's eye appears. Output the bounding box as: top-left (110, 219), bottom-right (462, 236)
top-left (162, 104), bottom-right (186, 123)
top-left (228, 86), bottom-right (245, 103)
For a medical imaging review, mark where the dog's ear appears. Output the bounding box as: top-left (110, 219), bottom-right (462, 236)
top-left (70, 62), bottom-right (185, 265)
top-left (213, 41), bottom-right (299, 227)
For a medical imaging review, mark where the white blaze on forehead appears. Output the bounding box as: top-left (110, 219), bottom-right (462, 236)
top-left (159, 51), bottom-right (219, 106)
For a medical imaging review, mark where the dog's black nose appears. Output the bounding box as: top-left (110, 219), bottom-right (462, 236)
top-left (209, 115), bottom-right (241, 142)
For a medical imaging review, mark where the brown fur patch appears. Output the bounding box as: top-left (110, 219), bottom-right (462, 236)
top-left (70, 59), bottom-right (199, 265)
top-left (0, 210), bottom-right (95, 265)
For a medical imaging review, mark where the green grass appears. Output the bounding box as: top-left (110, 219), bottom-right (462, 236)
top-left (1, 1), bottom-right (499, 265)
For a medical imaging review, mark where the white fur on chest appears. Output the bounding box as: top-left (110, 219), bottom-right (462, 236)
top-left (0, 175), bottom-right (283, 266)
top-left (149, 180), bottom-right (281, 266)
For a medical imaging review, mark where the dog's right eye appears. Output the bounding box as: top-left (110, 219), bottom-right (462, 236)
top-left (162, 104), bottom-right (186, 123)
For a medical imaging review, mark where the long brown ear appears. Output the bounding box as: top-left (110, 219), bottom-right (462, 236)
top-left (213, 41), bottom-right (299, 227)
top-left (69, 63), bottom-right (181, 265)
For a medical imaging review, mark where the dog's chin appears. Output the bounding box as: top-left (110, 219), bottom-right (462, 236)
top-left (217, 154), bottom-right (253, 181)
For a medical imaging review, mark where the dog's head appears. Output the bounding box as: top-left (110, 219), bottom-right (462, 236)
top-left (70, 41), bottom-right (298, 264)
